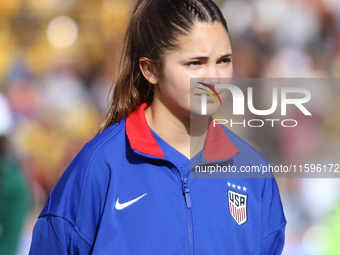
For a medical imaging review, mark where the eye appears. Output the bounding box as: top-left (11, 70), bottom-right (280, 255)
top-left (219, 57), bottom-right (232, 65)
top-left (186, 61), bottom-right (201, 67)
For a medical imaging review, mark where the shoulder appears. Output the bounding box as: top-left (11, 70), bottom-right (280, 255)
top-left (70, 117), bottom-right (128, 171)
top-left (56, 117), bottom-right (127, 190)
top-left (40, 118), bottom-right (127, 219)
top-left (84, 117), bottom-right (127, 157)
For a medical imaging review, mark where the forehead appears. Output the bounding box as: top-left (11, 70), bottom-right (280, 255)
top-left (173, 22), bottom-right (231, 56)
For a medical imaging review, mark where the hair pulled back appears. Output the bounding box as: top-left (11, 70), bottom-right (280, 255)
top-left (96, 0), bottom-right (229, 135)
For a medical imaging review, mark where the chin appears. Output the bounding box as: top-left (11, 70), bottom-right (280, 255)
top-left (204, 102), bottom-right (221, 115)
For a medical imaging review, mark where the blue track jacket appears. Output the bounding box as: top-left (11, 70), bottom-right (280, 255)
top-left (29, 102), bottom-right (286, 255)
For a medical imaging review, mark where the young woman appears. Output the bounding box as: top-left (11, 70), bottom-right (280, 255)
top-left (29, 0), bottom-right (286, 254)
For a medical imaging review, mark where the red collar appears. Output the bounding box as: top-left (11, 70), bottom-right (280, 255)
top-left (125, 102), bottom-right (240, 161)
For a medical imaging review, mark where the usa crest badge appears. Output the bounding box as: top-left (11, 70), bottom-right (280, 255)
top-left (228, 189), bottom-right (248, 225)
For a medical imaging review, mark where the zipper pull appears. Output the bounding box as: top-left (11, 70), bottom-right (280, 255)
top-left (182, 178), bottom-right (192, 208)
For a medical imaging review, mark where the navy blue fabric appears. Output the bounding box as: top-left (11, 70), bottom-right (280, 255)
top-left (29, 117), bottom-right (286, 255)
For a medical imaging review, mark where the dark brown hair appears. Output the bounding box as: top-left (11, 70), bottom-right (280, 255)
top-left (96, 0), bottom-right (229, 135)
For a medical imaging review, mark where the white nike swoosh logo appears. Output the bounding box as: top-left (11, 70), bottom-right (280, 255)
top-left (115, 193), bottom-right (147, 210)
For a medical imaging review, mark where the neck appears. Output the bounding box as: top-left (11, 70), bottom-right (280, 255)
top-left (144, 99), bottom-right (210, 159)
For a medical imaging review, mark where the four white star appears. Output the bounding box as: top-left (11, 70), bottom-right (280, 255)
top-left (228, 182), bottom-right (248, 192)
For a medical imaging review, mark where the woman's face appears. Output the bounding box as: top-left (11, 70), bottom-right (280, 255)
top-left (155, 21), bottom-right (233, 119)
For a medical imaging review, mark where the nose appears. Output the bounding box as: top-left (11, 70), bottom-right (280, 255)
top-left (202, 64), bottom-right (220, 86)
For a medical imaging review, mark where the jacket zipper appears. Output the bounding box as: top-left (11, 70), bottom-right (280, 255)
top-left (182, 175), bottom-right (194, 255)
top-left (133, 149), bottom-right (195, 254)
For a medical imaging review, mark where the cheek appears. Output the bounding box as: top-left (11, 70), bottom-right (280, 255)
top-left (164, 68), bottom-right (191, 94)
top-left (229, 64), bottom-right (233, 75)
top-left (219, 64), bottom-right (233, 77)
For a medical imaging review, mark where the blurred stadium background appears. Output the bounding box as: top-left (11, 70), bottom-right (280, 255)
top-left (0, 0), bottom-right (340, 254)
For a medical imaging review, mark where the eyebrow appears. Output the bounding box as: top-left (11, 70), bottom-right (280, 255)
top-left (219, 54), bottom-right (233, 59)
top-left (189, 53), bottom-right (232, 60)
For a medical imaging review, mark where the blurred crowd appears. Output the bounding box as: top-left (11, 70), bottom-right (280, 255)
top-left (223, 0), bottom-right (340, 254)
top-left (0, 0), bottom-right (340, 254)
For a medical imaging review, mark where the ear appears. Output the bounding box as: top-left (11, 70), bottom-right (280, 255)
top-left (139, 57), bottom-right (159, 85)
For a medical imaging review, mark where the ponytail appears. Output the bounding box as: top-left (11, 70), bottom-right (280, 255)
top-left (96, 0), bottom-right (229, 135)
